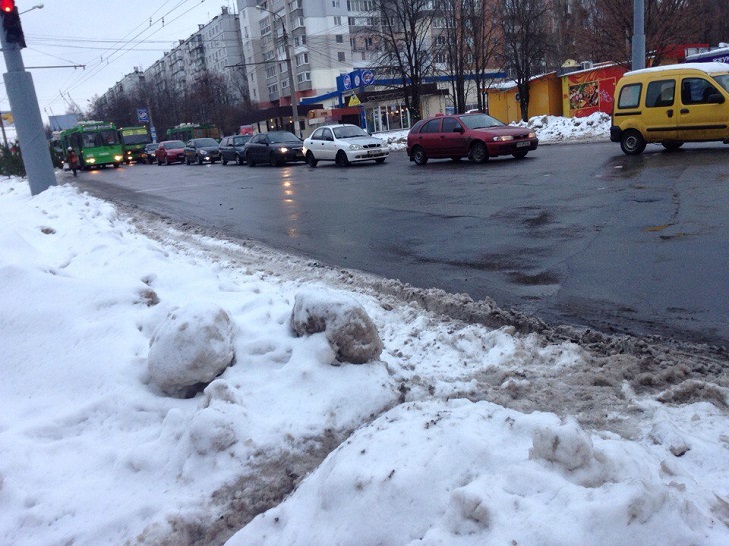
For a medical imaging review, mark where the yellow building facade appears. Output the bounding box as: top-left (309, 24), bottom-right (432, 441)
top-left (485, 72), bottom-right (562, 123)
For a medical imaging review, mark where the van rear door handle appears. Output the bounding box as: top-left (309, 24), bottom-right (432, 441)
top-left (666, 109), bottom-right (674, 118)
top-left (680, 108), bottom-right (689, 114)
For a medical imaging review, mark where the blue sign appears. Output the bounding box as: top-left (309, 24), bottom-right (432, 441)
top-left (137, 108), bottom-right (149, 123)
top-left (150, 126), bottom-right (157, 142)
top-left (336, 69), bottom-right (377, 95)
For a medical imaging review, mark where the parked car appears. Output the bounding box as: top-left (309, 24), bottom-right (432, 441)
top-left (155, 140), bottom-right (186, 165)
top-left (184, 138), bottom-right (221, 165)
top-left (302, 124), bottom-right (389, 167)
top-left (140, 143), bottom-right (159, 164)
top-left (219, 134), bottom-right (252, 165)
top-left (244, 131), bottom-right (305, 167)
top-left (406, 113), bottom-right (538, 165)
top-left (610, 63), bottom-right (729, 155)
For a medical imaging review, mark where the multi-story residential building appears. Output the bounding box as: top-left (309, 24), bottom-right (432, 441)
top-left (100, 7), bottom-right (247, 113)
top-left (237, 0), bottom-right (356, 107)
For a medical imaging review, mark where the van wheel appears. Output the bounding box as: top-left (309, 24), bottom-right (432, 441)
top-left (412, 146), bottom-right (428, 165)
top-left (620, 130), bottom-right (646, 155)
top-left (469, 141), bottom-right (488, 163)
top-left (662, 142), bottom-right (684, 151)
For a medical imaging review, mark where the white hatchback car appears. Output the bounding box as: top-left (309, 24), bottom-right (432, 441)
top-left (303, 124), bottom-right (389, 167)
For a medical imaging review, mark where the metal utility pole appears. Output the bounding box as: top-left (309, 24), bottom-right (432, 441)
top-left (0, 1), bottom-right (55, 195)
top-left (632, 0), bottom-right (645, 70)
top-left (256, 4), bottom-right (301, 138)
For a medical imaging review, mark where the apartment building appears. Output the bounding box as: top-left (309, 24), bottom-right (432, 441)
top-left (101, 7), bottom-right (247, 108)
top-left (237, 0), bottom-right (378, 107)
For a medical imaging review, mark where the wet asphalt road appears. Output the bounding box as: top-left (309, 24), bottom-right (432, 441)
top-left (71, 141), bottom-right (729, 346)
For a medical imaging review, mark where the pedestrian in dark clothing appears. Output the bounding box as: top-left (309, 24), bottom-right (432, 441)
top-left (66, 147), bottom-right (79, 176)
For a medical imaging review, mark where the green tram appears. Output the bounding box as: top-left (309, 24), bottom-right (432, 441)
top-left (118, 126), bottom-right (152, 163)
top-left (60, 121), bottom-right (124, 169)
top-left (166, 123), bottom-right (220, 142)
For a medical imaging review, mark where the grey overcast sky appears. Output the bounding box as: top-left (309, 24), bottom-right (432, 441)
top-left (1, 1), bottom-right (236, 125)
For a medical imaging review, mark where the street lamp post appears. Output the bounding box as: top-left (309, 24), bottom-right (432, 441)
top-left (256, 4), bottom-right (300, 138)
top-left (19, 4), bottom-right (43, 15)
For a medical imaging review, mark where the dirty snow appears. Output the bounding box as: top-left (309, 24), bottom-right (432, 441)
top-left (1, 114), bottom-right (728, 546)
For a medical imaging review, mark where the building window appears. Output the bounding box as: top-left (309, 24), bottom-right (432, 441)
top-left (334, 16), bottom-right (342, 26)
top-left (296, 52), bottom-right (309, 66)
top-left (336, 34), bottom-right (343, 43)
top-left (266, 66), bottom-right (276, 78)
top-left (294, 16), bottom-right (305, 29)
top-left (338, 51), bottom-right (345, 62)
top-left (297, 71), bottom-right (311, 83)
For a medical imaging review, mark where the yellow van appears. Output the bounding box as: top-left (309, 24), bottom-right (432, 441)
top-left (610, 62), bottom-right (729, 154)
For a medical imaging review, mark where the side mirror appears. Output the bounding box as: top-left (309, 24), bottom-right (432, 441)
top-left (707, 93), bottom-right (725, 104)
top-left (453, 126), bottom-right (464, 133)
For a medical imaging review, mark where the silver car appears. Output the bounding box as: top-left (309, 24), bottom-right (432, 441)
top-left (303, 124), bottom-right (389, 167)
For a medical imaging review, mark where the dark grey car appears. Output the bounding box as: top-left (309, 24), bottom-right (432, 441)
top-left (219, 135), bottom-right (252, 165)
top-left (243, 131), bottom-right (305, 167)
top-left (184, 138), bottom-right (221, 165)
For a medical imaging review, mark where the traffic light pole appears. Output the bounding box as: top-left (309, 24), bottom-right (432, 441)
top-left (0, 7), bottom-right (56, 195)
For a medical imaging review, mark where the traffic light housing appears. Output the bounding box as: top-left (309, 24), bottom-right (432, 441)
top-left (0, 1), bottom-right (26, 48)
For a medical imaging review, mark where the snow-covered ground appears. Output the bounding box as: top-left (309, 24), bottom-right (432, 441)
top-left (374, 112), bottom-right (611, 150)
top-left (2, 115), bottom-right (728, 545)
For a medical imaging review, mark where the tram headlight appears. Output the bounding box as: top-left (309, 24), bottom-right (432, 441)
top-left (114, 155), bottom-right (123, 161)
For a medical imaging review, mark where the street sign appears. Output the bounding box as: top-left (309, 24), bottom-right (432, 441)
top-left (150, 126), bottom-right (157, 142)
top-left (137, 108), bottom-right (149, 123)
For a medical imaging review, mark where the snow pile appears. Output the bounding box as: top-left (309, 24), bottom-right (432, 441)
top-left (291, 289), bottom-right (383, 364)
top-left (511, 112), bottom-right (611, 142)
top-left (229, 400), bottom-right (729, 545)
top-left (1, 175), bottom-right (728, 546)
top-left (147, 302), bottom-right (236, 397)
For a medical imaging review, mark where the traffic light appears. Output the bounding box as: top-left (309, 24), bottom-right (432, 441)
top-left (0, 0), bottom-right (26, 48)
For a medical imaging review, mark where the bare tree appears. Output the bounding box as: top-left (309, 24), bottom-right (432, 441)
top-left (696, 0), bottom-right (729, 46)
top-left (373, 0), bottom-right (436, 122)
top-left (580, 0), bottom-right (703, 67)
top-left (497, 0), bottom-right (553, 121)
top-left (468, 0), bottom-right (501, 113)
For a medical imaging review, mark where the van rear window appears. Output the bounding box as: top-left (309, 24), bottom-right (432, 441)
top-left (618, 83), bottom-right (642, 109)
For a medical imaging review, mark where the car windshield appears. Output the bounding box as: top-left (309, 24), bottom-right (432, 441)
top-left (234, 136), bottom-right (251, 145)
top-left (713, 74), bottom-right (729, 93)
top-left (332, 126), bottom-right (369, 139)
top-left (165, 141), bottom-right (185, 148)
top-left (195, 138), bottom-right (219, 146)
top-left (268, 132), bottom-right (299, 143)
top-left (457, 114), bottom-right (505, 129)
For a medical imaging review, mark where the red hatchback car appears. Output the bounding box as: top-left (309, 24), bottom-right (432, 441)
top-left (154, 140), bottom-right (186, 165)
top-left (406, 113), bottom-right (538, 165)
